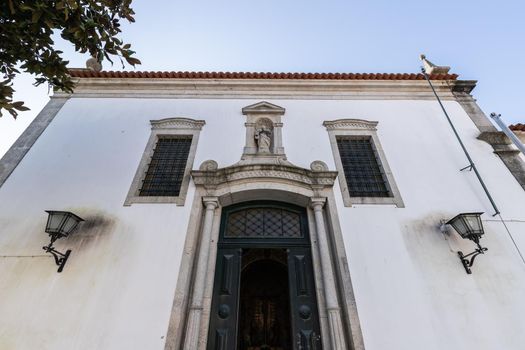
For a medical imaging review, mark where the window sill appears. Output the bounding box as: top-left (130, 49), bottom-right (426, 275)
top-left (342, 195), bottom-right (404, 207)
top-left (124, 195), bottom-right (187, 206)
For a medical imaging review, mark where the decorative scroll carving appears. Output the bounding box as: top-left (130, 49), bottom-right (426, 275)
top-left (199, 160), bottom-right (219, 171)
top-left (323, 119), bottom-right (378, 131)
top-left (310, 160), bottom-right (328, 171)
top-left (150, 117), bottom-right (205, 130)
top-left (230, 170), bottom-right (333, 185)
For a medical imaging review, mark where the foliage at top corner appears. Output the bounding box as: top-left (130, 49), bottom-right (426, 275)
top-left (0, 0), bottom-right (141, 118)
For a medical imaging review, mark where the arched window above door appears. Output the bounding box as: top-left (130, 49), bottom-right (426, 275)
top-left (219, 201), bottom-right (310, 245)
top-left (225, 206), bottom-right (302, 238)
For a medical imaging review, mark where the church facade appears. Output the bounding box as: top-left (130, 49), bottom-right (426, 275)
top-left (1, 64), bottom-right (525, 350)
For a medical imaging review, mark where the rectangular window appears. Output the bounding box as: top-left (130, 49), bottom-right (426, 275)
top-left (336, 136), bottom-right (390, 197)
top-left (139, 136), bottom-right (192, 196)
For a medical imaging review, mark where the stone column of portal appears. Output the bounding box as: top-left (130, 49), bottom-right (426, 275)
top-left (310, 198), bottom-right (347, 350)
top-left (183, 196), bottom-right (219, 350)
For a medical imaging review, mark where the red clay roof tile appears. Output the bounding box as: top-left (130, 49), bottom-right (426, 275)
top-left (510, 123), bottom-right (525, 131)
top-left (68, 69), bottom-right (458, 81)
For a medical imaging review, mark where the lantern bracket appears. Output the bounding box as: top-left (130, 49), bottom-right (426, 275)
top-left (42, 242), bottom-right (71, 273)
top-left (458, 241), bottom-right (488, 274)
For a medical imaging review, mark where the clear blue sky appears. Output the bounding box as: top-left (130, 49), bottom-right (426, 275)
top-left (1, 0), bottom-right (524, 156)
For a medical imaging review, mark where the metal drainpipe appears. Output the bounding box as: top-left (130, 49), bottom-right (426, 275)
top-left (421, 67), bottom-right (500, 216)
top-left (490, 113), bottom-right (525, 156)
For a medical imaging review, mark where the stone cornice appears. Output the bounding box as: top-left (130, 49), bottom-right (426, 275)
top-left (477, 131), bottom-right (512, 146)
top-left (191, 163), bottom-right (338, 189)
top-left (450, 80), bottom-right (477, 94)
top-left (150, 117), bottom-right (205, 130)
top-left (55, 78), bottom-right (477, 100)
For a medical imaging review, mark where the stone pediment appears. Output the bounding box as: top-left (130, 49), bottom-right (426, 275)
top-left (242, 101), bottom-right (285, 115)
top-left (192, 162), bottom-right (337, 190)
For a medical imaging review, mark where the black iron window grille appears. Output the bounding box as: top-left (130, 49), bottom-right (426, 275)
top-left (225, 207), bottom-right (302, 238)
top-left (336, 136), bottom-right (391, 197)
top-left (139, 136), bottom-right (192, 196)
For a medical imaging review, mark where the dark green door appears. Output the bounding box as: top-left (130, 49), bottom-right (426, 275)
top-left (207, 202), bottom-right (322, 350)
top-left (207, 248), bottom-right (242, 350)
top-left (287, 247), bottom-right (322, 350)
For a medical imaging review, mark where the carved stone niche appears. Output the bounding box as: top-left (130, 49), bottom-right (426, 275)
top-left (241, 101), bottom-right (286, 164)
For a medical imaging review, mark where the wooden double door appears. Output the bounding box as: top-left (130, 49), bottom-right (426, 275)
top-left (207, 202), bottom-right (322, 350)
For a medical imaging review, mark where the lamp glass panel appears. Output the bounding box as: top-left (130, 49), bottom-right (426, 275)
top-left (464, 214), bottom-right (484, 235)
top-left (46, 211), bottom-right (68, 234)
top-left (451, 217), bottom-right (469, 238)
top-left (61, 214), bottom-right (81, 236)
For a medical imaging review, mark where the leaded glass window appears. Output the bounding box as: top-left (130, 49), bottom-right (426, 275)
top-left (225, 207), bottom-right (302, 238)
top-left (139, 136), bottom-right (192, 196)
top-left (336, 136), bottom-right (391, 197)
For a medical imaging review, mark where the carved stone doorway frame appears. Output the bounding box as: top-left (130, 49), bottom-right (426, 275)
top-left (164, 161), bottom-right (365, 350)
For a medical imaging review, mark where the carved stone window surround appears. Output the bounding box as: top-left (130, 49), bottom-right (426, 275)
top-left (124, 117), bottom-right (205, 206)
top-left (324, 118), bottom-right (404, 207)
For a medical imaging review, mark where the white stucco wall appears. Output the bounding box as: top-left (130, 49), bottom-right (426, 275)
top-left (0, 94), bottom-right (524, 350)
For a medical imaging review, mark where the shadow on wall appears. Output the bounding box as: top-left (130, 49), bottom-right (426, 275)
top-left (401, 212), bottom-right (464, 269)
top-left (64, 209), bottom-right (117, 250)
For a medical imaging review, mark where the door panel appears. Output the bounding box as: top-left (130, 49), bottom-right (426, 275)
top-left (206, 202), bottom-right (323, 350)
top-left (287, 247), bottom-right (322, 350)
top-left (207, 248), bottom-right (242, 350)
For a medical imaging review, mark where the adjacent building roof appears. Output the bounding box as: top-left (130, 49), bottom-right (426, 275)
top-left (68, 69), bottom-right (458, 80)
top-left (510, 124), bottom-right (525, 131)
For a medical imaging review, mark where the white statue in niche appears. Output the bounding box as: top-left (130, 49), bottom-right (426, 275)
top-left (255, 125), bottom-right (272, 153)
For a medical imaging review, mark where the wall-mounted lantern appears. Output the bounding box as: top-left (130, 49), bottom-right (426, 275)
top-left (446, 212), bottom-right (487, 274)
top-left (43, 210), bottom-right (84, 272)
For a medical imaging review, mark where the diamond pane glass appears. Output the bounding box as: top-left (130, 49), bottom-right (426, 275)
top-left (245, 209), bottom-right (264, 237)
top-left (225, 207), bottom-right (302, 238)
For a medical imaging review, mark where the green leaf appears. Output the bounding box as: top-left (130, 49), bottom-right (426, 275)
top-left (12, 101), bottom-right (30, 111)
top-left (125, 57), bottom-right (141, 66)
top-left (0, 0), bottom-right (139, 119)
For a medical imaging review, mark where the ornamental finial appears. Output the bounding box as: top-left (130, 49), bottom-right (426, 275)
top-left (86, 56), bottom-right (102, 72)
top-left (420, 54), bottom-right (450, 75)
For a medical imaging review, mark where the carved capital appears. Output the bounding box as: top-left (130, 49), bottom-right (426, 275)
top-left (310, 197), bottom-right (326, 210)
top-left (202, 196), bottom-right (219, 209)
